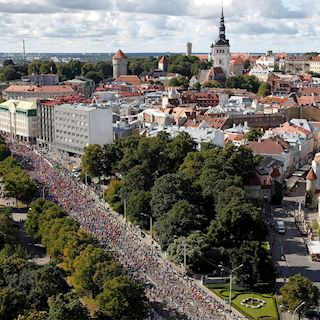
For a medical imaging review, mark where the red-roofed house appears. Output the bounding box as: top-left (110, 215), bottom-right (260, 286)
top-left (229, 56), bottom-right (244, 76)
top-left (114, 75), bottom-right (142, 86)
top-left (3, 85), bottom-right (76, 101)
top-left (247, 138), bottom-right (292, 173)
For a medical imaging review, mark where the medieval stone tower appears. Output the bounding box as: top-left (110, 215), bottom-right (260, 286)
top-left (112, 49), bottom-right (128, 79)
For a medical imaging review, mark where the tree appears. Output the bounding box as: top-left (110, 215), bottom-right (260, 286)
top-left (167, 232), bottom-right (211, 271)
top-left (105, 179), bottom-right (123, 212)
top-left (57, 64), bottom-right (72, 81)
top-left (68, 60), bottom-right (82, 78)
top-left (72, 244), bottom-right (112, 296)
top-left (96, 61), bottom-right (113, 79)
top-left (0, 208), bottom-right (17, 246)
top-left (228, 241), bottom-right (274, 290)
top-left (2, 65), bottom-right (19, 81)
top-left (30, 264), bottom-right (69, 310)
top-left (151, 173), bottom-right (194, 218)
top-left (201, 80), bottom-right (222, 88)
top-left (168, 76), bottom-right (189, 89)
top-left (48, 292), bottom-right (89, 320)
top-left (243, 59), bottom-right (251, 69)
top-left (0, 144), bottom-right (10, 161)
top-left (0, 287), bottom-right (26, 320)
top-left (82, 144), bottom-right (104, 178)
top-left (257, 82), bottom-right (271, 97)
top-left (97, 275), bottom-right (147, 320)
top-left (280, 274), bottom-right (320, 316)
top-left (84, 70), bottom-right (102, 84)
top-left (226, 75), bottom-right (260, 93)
top-left (3, 59), bottom-right (14, 67)
top-left (244, 128), bottom-right (264, 141)
top-left (193, 82), bottom-right (201, 91)
top-left (216, 186), bottom-right (247, 213)
top-left (127, 191), bottom-right (151, 228)
top-left (272, 181), bottom-right (284, 205)
top-left (3, 167), bottom-right (37, 203)
top-left (208, 202), bottom-right (266, 248)
top-left (17, 311), bottom-right (48, 320)
top-left (164, 132), bottom-right (196, 173)
top-left (155, 200), bottom-right (198, 249)
top-left (92, 260), bottom-right (123, 293)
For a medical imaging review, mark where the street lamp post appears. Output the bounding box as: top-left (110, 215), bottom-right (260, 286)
top-left (140, 213), bottom-right (153, 244)
top-left (292, 301), bottom-right (305, 320)
top-left (116, 194), bottom-right (127, 222)
top-left (42, 185), bottom-right (46, 199)
top-left (219, 263), bottom-right (243, 312)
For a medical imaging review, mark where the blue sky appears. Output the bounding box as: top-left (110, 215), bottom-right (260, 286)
top-left (0, 0), bottom-right (318, 53)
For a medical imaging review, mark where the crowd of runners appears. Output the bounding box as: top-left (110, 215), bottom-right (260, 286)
top-left (8, 138), bottom-right (234, 320)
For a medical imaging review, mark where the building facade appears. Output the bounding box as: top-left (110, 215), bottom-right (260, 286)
top-left (310, 56), bottom-right (320, 74)
top-left (54, 104), bottom-right (113, 155)
top-left (21, 74), bottom-right (59, 86)
top-left (210, 7), bottom-right (230, 78)
top-left (0, 100), bottom-right (38, 142)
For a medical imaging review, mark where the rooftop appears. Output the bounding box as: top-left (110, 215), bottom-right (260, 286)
top-left (112, 49), bottom-right (128, 60)
top-left (3, 85), bottom-right (75, 94)
top-left (0, 99), bottom-right (37, 111)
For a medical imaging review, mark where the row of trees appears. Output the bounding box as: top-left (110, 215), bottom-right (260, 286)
top-left (83, 133), bottom-right (274, 289)
top-left (25, 199), bottom-right (147, 319)
top-left (0, 205), bottom-right (89, 320)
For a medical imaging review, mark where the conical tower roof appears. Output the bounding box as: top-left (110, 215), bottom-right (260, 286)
top-left (113, 49), bottom-right (128, 60)
top-left (307, 168), bottom-right (317, 181)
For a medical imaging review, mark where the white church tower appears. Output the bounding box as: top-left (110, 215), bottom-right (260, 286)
top-left (211, 6), bottom-right (231, 78)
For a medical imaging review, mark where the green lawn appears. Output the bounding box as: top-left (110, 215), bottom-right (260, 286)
top-left (206, 285), bottom-right (279, 320)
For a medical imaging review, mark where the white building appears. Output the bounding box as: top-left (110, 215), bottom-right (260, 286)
top-left (145, 125), bottom-right (225, 149)
top-left (256, 51), bottom-right (276, 71)
top-left (0, 100), bottom-right (38, 142)
top-left (310, 56), bottom-right (320, 74)
top-left (54, 104), bottom-right (113, 155)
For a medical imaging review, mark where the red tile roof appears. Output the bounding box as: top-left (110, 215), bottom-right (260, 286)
top-left (233, 56), bottom-right (243, 65)
top-left (248, 139), bottom-right (286, 155)
top-left (271, 168), bottom-right (281, 178)
top-left (307, 168), bottom-right (317, 180)
top-left (159, 56), bottom-right (168, 63)
top-left (113, 49), bottom-right (128, 60)
top-left (4, 85), bottom-right (75, 94)
top-left (311, 56), bottom-right (320, 62)
top-left (114, 75), bottom-right (141, 85)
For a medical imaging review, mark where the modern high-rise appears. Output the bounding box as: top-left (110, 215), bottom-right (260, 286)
top-left (54, 103), bottom-right (113, 155)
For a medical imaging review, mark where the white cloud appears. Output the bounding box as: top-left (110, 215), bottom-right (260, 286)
top-left (0, 0), bottom-right (318, 53)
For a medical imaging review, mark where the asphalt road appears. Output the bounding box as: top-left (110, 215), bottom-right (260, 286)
top-left (267, 182), bottom-right (320, 289)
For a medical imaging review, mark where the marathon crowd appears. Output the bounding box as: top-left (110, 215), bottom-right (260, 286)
top-left (8, 139), bottom-right (229, 320)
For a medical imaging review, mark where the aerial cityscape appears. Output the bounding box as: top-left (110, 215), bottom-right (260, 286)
top-left (0, 0), bottom-right (320, 319)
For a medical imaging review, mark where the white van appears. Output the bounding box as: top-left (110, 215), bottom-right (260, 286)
top-left (276, 220), bottom-right (285, 234)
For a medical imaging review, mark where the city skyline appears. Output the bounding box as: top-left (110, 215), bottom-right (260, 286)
top-left (0, 0), bottom-right (319, 53)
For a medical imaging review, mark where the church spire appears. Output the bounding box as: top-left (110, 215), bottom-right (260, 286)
top-left (219, 4), bottom-right (226, 40)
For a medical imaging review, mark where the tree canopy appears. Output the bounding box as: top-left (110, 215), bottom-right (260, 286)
top-left (280, 274), bottom-right (320, 315)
